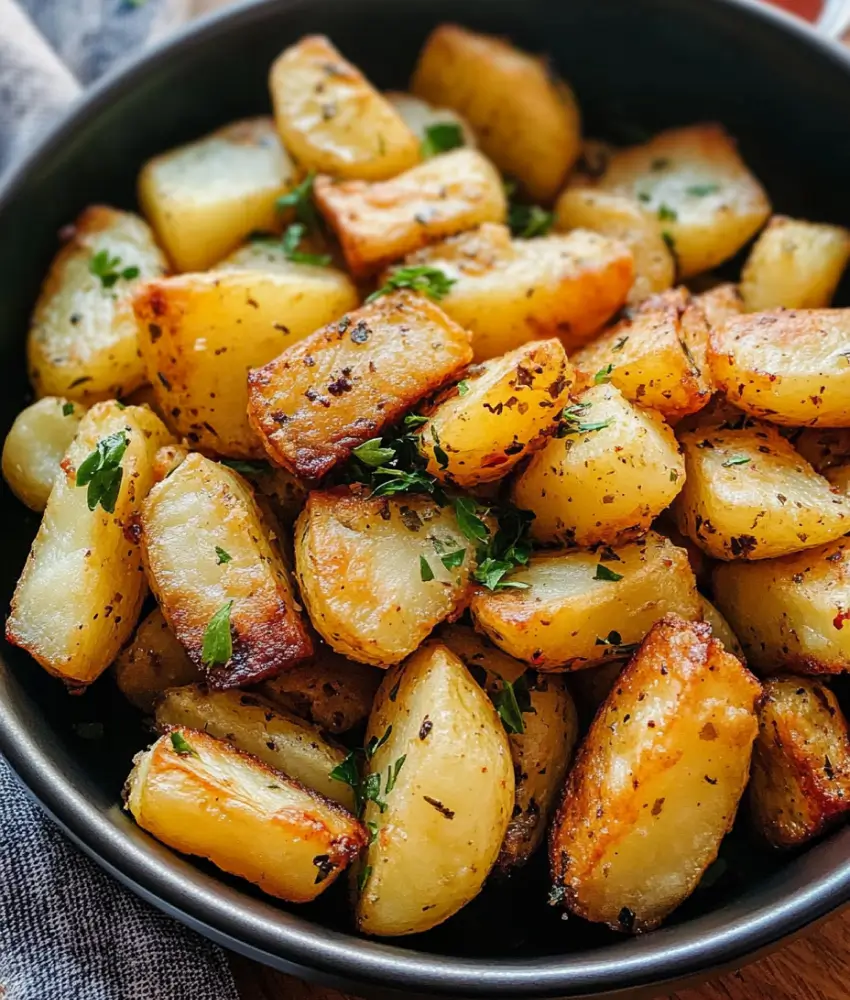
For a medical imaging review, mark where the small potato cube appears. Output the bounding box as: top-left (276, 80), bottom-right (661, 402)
top-left (411, 24), bottom-right (581, 202)
top-left (749, 677), bottom-right (850, 848)
top-left (470, 532), bottom-right (701, 670)
top-left (596, 124), bottom-right (771, 278)
top-left (741, 216), bottom-right (850, 311)
top-left (269, 35), bottom-right (420, 181)
top-left (247, 292), bottom-right (472, 479)
top-left (28, 206), bottom-right (168, 403)
top-left (140, 453), bottom-right (313, 688)
top-left (126, 728), bottom-right (366, 902)
top-left (675, 421), bottom-right (849, 561)
top-left (550, 617), bottom-right (760, 932)
top-left (694, 281), bottom-right (743, 332)
top-left (385, 92), bottom-right (476, 150)
top-left (418, 338), bottom-right (572, 487)
top-left (708, 309), bottom-right (850, 427)
top-left (6, 402), bottom-right (173, 686)
top-left (133, 269), bottom-right (358, 459)
top-left (512, 383), bottom-right (685, 547)
top-left (313, 149), bottom-right (506, 277)
top-left (400, 223), bottom-right (634, 358)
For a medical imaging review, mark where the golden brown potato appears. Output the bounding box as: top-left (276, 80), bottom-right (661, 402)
top-left (699, 594), bottom-right (744, 660)
top-left (140, 452), bottom-right (313, 688)
top-left (512, 382), bottom-right (685, 547)
top-left (313, 148), bottom-right (506, 277)
top-left (695, 282), bottom-right (743, 331)
top-left (398, 223), bottom-right (634, 358)
top-left (133, 268), bottom-right (358, 459)
top-left (675, 421), bottom-right (849, 560)
top-left (708, 309), bottom-right (850, 427)
top-left (550, 617), bottom-right (760, 933)
top-left (749, 677), bottom-right (850, 848)
top-left (411, 24), bottom-right (581, 202)
top-left (470, 532), bottom-right (700, 670)
top-left (826, 464), bottom-right (850, 495)
top-left (269, 35), bottom-right (420, 181)
top-left (150, 444), bottom-right (188, 483)
top-left (126, 727), bottom-right (366, 902)
top-left (6, 402), bottom-right (173, 686)
top-left (740, 216), bottom-right (850, 311)
top-left (247, 292), bottom-right (472, 479)
top-left (28, 206), bottom-right (168, 403)
top-left (595, 124), bottom-right (771, 278)
top-left (385, 92), bottom-right (476, 150)
top-left (137, 118), bottom-right (295, 272)
top-left (355, 642), bottom-right (514, 936)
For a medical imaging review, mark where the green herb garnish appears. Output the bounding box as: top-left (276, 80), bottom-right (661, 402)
top-left (62, 402), bottom-right (75, 416)
top-left (201, 600), bottom-right (233, 666)
top-left (722, 456), bottom-right (751, 468)
top-left (357, 865), bottom-right (373, 892)
top-left (594, 364), bottom-right (614, 384)
top-left (281, 223), bottom-right (331, 266)
top-left (456, 379), bottom-right (470, 396)
top-left (170, 731), bottom-right (198, 757)
top-left (440, 548), bottom-right (466, 571)
top-left (385, 755), bottom-right (407, 794)
top-left (657, 204), bottom-right (678, 222)
top-left (89, 250), bottom-right (139, 289)
top-left (421, 122), bottom-right (464, 158)
top-left (352, 438), bottom-right (397, 468)
top-left (220, 459), bottom-right (270, 475)
top-left (686, 183), bottom-right (720, 197)
top-left (492, 673), bottom-right (534, 735)
top-left (75, 430), bottom-right (128, 513)
top-left (276, 171), bottom-right (319, 228)
top-left (420, 555), bottom-right (435, 581)
top-left (215, 546), bottom-right (232, 565)
top-left (508, 203), bottom-right (554, 239)
top-left (367, 266), bottom-right (456, 303)
top-left (594, 564), bottom-right (624, 582)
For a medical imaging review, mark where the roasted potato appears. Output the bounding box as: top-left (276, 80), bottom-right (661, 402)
top-left (133, 268), bottom-right (358, 459)
top-left (126, 727), bottom-right (366, 901)
top-left (355, 642), bottom-right (514, 935)
top-left (792, 427), bottom-right (850, 474)
top-left (411, 24), bottom-right (581, 202)
top-left (470, 532), bottom-right (701, 670)
top-left (740, 216), bottom-right (850, 311)
top-left (2, 397), bottom-right (86, 510)
top-left (27, 206), bottom-right (168, 403)
top-left (708, 309), bottom-right (850, 427)
top-left (6, 402), bottom-right (173, 686)
top-left (749, 677), bottom-right (850, 848)
top-left (247, 292), bottom-right (472, 479)
top-left (140, 452), bottom-right (313, 688)
top-left (385, 92), bottom-right (476, 151)
top-left (314, 148), bottom-right (506, 277)
top-left (295, 488), bottom-right (478, 668)
top-left (699, 594), bottom-right (744, 660)
top-left (512, 382), bottom-right (685, 547)
top-left (694, 281), bottom-right (743, 331)
top-left (550, 617), bottom-right (760, 933)
top-left (674, 421), bottom-right (849, 560)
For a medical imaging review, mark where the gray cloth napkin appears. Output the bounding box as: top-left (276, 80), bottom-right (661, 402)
top-left (0, 3), bottom-right (241, 997)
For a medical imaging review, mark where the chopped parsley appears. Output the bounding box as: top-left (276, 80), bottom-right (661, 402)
top-left (661, 231), bottom-right (676, 254)
top-left (456, 379), bottom-right (471, 397)
top-left (686, 183), bottom-right (721, 197)
top-left (62, 402), bottom-right (75, 416)
top-left (75, 430), bottom-right (128, 513)
top-left (419, 555), bottom-right (435, 581)
top-left (440, 548), bottom-right (466, 570)
top-left (201, 600), bottom-right (233, 667)
top-left (276, 171), bottom-right (320, 229)
top-left (594, 364), bottom-right (614, 384)
top-left (385, 754), bottom-right (407, 794)
top-left (555, 403), bottom-right (611, 437)
top-left (594, 564), bottom-right (624, 583)
top-left (367, 265), bottom-right (456, 303)
top-left (492, 672), bottom-right (535, 735)
top-left (357, 865), bottom-right (373, 892)
top-left (89, 250), bottom-right (140, 289)
top-left (215, 546), bottom-right (232, 565)
top-left (657, 204), bottom-right (678, 222)
top-left (454, 498), bottom-right (533, 591)
top-left (508, 202), bottom-right (554, 239)
top-left (421, 121), bottom-right (464, 158)
top-left (170, 731), bottom-right (198, 757)
top-left (352, 438), bottom-right (396, 468)
top-left (722, 456), bottom-right (751, 468)
top-left (430, 425), bottom-right (449, 470)
top-left (281, 223), bottom-right (331, 266)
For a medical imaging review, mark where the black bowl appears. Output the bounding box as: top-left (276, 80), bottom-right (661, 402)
top-left (4, 0), bottom-right (850, 996)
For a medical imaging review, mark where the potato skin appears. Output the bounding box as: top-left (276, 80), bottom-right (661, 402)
top-left (385, 92), bottom-right (476, 149)
top-left (550, 617), bottom-right (760, 933)
top-left (355, 642), bottom-right (514, 936)
top-left (126, 727), bottom-right (366, 902)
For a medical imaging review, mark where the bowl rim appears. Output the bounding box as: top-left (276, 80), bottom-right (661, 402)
top-left (4, 0), bottom-right (850, 994)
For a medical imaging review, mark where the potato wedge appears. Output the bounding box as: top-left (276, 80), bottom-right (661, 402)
top-left (595, 124), bottom-right (771, 278)
top-left (28, 206), bottom-right (168, 403)
top-left (126, 727), bottom-right (366, 901)
top-left (295, 488), bottom-right (478, 668)
top-left (749, 677), bottom-right (850, 848)
top-left (512, 383), bottom-right (685, 547)
top-left (470, 532), bottom-right (701, 670)
top-left (140, 452), bottom-right (313, 688)
top-left (355, 642), bottom-right (514, 935)
top-left (740, 216), bottom-right (850, 311)
top-left (385, 92), bottom-right (476, 150)
top-left (6, 402), bottom-right (173, 686)
top-left (247, 292), bottom-right (472, 479)
top-left (708, 309), bottom-right (850, 427)
top-left (674, 421), bottom-right (849, 560)
top-left (550, 617), bottom-right (760, 932)
top-left (694, 281), bottom-right (743, 332)
top-left (699, 594), bottom-right (744, 660)
top-left (133, 268), bottom-right (358, 459)
top-left (411, 24), bottom-right (581, 202)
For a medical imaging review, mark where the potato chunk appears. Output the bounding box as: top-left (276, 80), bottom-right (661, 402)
top-left (512, 383), bottom-right (685, 547)
top-left (269, 35), bottom-right (420, 181)
top-left (6, 402), bottom-right (173, 686)
top-left (28, 206), bottom-right (168, 403)
top-left (596, 124), bottom-right (771, 278)
top-left (741, 216), bottom-right (850, 311)
top-left (695, 281), bottom-right (743, 331)
top-left (133, 269), bottom-right (358, 459)
top-left (708, 309), bottom-right (850, 427)
top-left (793, 428), bottom-right (850, 474)
top-left (140, 453), bottom-right (313, 688)
top-left (699, 595), bottom-right (744, 660)
top-left (247, 292), bottom-right (472, 479)
top-left (295, 489), bottom-right (477, 667)
top-left (749, 677), bottom-right (850, 848)
top-left (411, 24), bottom-right (581, 202)
top-left (385, 92), bottom-right (476, 150)
top-left (113, 608), bottom-right (200, 713)
top-left (400, 223), bottom-right (634, 358)
top-left (356, 642), bottom-right (514, 935)
top-left (470, 532), bottom-right (700, 670)
top-left (550, 617), bottom-right (759, 933)
top-left (126, 728), bottom-right (366, 902)
top-left (675, 421), bottom-right (849, 560)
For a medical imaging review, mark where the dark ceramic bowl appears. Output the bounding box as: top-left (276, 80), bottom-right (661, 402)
top-left (3, 1), bottom-right (850, 996)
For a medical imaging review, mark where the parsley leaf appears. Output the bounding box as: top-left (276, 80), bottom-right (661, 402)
top-left (170, 731), bottom-right (198, 757)
top-left (365, 725), bottom-right (393, 760)
top-left (722, 456), bottom-right (751, 468)
top-left (89, 249), bottom-right (139, 289)
top-left (657, 204), bottom-right (678, 222)
top-left (594, 364), bottom-right (614, 384)
top-left (420, 555), bottom-right (435, 581)
top-left (430, 425), bottom-right (449, 470)
top-left (75, 430), bottom-right (128, 513)
top-left (456, 379), bottom-right (471, 397)
top-left (353, 438), bottom-right (397, 468)
top-left (281, 223), bottom-right (331, 266)
top-left (201, 600), bottom-right (233, 666)
top-left (453, 497), bottom-right (490, 543)
top-left (508, 202), bottom-right (554, 239)
top-left (421, 121), bottom-right (464, 158)
top-left (594, 564), bottom-right (624, 582)
top-left (661, 231), bottom-right (676, 254)
top-left (596, 630), bottom-right (623, 646)
top-left (492, 673), bottom-right (535, 734)
top-left (385, 755), bottom-right (407, 794)
top-left (357, 865), bottom-right (373, 892)
top-left (276, 171), bottom-right (320, 228)
top-left (686, 183), bottom-right (720, 197)
top-left (454, 498), bottom-right (534, 591)
top-left (220, 459), bottom-right (270, 475)
top-left (367, 266), bottom-right (456, 303)
top-left (215, 546), bottom-right (232, 565)
top-left (62, 402), bottom-right (75, 416)
top-left (440, 548), bottom-right (466, 570)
